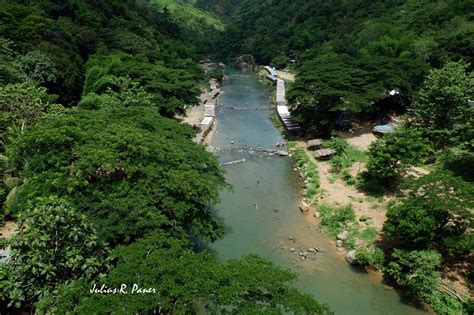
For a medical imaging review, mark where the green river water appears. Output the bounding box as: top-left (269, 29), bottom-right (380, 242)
top-left (209, 69), bottom-right (431, 315)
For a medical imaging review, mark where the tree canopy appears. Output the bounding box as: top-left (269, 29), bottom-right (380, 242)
top-left (10, 106), bottom-right (227, 245)
top-left (38, 232), bottom-right (331, 314)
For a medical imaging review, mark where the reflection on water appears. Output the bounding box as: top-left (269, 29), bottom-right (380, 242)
top-left (209, 70), bottom-right (430, 315)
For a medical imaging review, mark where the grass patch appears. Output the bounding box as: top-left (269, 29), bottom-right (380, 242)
top-left (287, 141), bottom-right (297, 150)
top-left (346, 145), bottom-right (368, 163)
top-left (269, 110), bottom-right (283, 130)
top-left (319, 204), bottom-right (357, 243)
top-left (291, 148), bottom-right (320, 200)
top-left (319, 204), bottom-right (381, 251)
top-left (323, 136), bottom-right (367, 178)
top-left (360, 227), bottom-right (378, 242)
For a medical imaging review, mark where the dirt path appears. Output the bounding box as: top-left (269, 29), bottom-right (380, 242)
top-left (297, 142), bottom-right (388, 230)
top-left (0, 220), bottom-right (18, 239)
top-left (177, 92), bottom-right (207, 127)
top-left (276, 70), bottom-right (295, 82)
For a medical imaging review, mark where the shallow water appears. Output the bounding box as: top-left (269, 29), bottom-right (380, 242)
top-left (209, 69), bottom-right (430, 315)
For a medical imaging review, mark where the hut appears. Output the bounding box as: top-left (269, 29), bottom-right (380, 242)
top-left (307, 139), bottom-right (323, 150)
top-left (314, 148), bottom-right (336, 160)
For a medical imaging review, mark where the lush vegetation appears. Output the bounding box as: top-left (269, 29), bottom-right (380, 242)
top-left (0, 0), bottom-right (331, 313)
top-left (1, 0), bottom-right (473, 313)
top-left (203, 0), bottom-right (473, 133)
top-left (196, 1), bottom-right (474, 312)
top-left (290, 146), bottom-right (319, 200)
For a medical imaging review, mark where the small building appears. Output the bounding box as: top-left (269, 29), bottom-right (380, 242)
top-left (307, 139), bottom-right (323, 150)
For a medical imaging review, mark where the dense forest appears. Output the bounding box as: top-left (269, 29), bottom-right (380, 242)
top-left (202, 0), bottom-right (473, 131)
top-left (195, 0), bottom-right (474, 314)
top-left (0, 0), bottom-right (331, 313)
top-left (1, 0), bottom-right (473, 314)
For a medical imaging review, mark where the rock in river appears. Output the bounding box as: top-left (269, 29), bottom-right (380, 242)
top-left (299, 200), bottom-right (311, 212)
top-left (276, 150), bottom-right (289, 156)
top-left (346, 250), bottom-right (358, 265)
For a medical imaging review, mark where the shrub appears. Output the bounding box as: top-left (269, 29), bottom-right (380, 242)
top-left (319, 204), bottom-right (356, 238)
top-left (384, 249), bottom-right (442, 298)
top-left (356, 246), bottom-right (385, 269)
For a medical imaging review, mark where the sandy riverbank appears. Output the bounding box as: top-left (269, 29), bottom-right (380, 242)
top-left (180, 92), bottom-right (207, 127)
top-left (179, 78), bottom-right (220, 145)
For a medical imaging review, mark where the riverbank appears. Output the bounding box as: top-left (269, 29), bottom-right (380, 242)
top-left (179, 78), bottom-right (221, 144)
top-left (209, 69), bottom-right (431, 314)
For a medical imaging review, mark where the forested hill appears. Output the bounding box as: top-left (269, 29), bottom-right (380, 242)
top-left (0, 0), bottom-right (219, 111)
top-left (0, 1), bottom-right (331, 313)
top-left (203, 0), bottom-right (473, 132)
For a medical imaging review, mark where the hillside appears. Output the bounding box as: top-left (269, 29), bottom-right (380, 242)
top-left (0, 1), bottom-right (330, 313)
top-left (154, 0), bottom-right (224, 30)
top-left (204, 0), bottom-right (473, 132)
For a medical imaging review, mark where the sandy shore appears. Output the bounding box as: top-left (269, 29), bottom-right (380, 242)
top-left (179, 92), bottom-right (207, 127)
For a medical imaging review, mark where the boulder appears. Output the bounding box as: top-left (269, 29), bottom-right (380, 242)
top-left (289, 247), bottom-right (295, 252)
top-left (299, 200), bottom-right (311, 212)
top-left (336, 240), bottom-right (344, 247)
top-left (346, 250), bottom-right (358, 265)
top-left (313, 211), bottom-right (320, 218)
top-left (337, 230), bottom-right (349, 241)
top-left (276, 150), bottom-right (289, 156)
top-left (235, 54), bottom-right (255, 70)
top-left (288, 236), bottom-right (294, 241)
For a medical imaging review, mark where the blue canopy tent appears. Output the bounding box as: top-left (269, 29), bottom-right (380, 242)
top-left (264, 66), bottom-right (277, 77)
top-left (373, 124), bottom-right (395, 134)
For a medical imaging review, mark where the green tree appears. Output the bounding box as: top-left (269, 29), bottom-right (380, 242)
top-left (79, 76), bottom-right (154, 110)
top-left (0, 196), bottom-right (110, 309)
top-left (384, 169), bottom-right (474, 251)
top-left (271, 53), bottom-right (288, 69)
top-left (11, 106), bottom-right (228, 245)
top-left (39, 233), bottom-right (332, 314)
top-left (0, 38), bottom-right (28, 86)
top-left (17, 50), bottom-right (57, 86)
top-left (411, 61), bottom-right (474, 144)
top-left (384, 249), bottom-right (442, 299)
top-left (0, 82), bottom-right (63, 130)
top-left (363, 128), bottom-right (430, 183)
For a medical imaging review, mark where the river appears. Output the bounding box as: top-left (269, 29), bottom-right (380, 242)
top-left (209, 69), bottom-right (430, 315)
